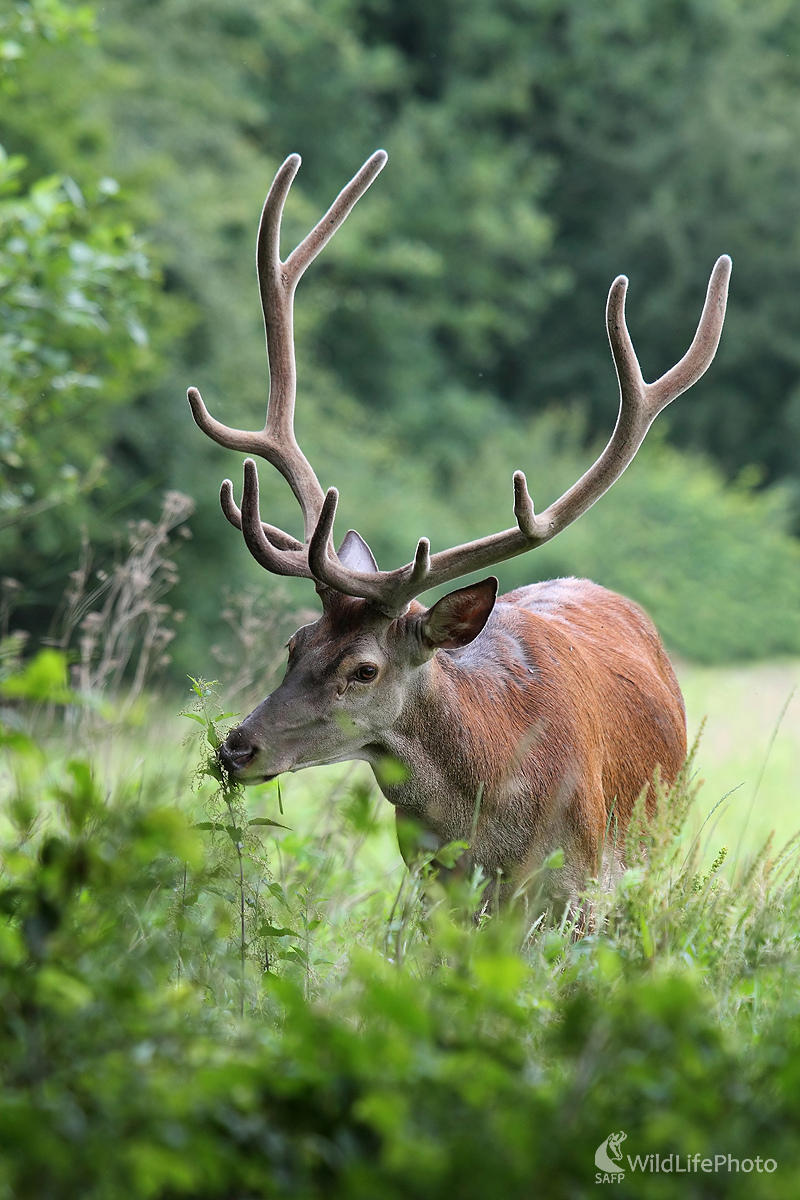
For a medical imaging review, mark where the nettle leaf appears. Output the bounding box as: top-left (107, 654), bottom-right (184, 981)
top-left (258, 924), bottom-right (299, 939)
top-left (279, 947), bottom-right (308, 965)
top-left (434, 840), bottom-right (469, 869)
top-left (248, 817), bottom-right (291, 830)
top-left (192, 821), bottom-right (243, 841)
top-left (266, 882), bottom-right (291, 909)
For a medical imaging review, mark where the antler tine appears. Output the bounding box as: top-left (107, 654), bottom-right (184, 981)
top-left (307, 488), bottom-right (420, 611)
top-left (539, 253), bottom-right (731, 537)
top-left (189, 381), bottom-right (321, 542)
top-left (220, 478), bottom-right (243, 529)
top-left (254, 154), bottom-right (307, 466)
top-left (238, 459), bottom-right (316, 579)
top-left (220, 478), bottom-right (303, 551)
top-left (301, 257), bottom-right (730, 616)
top-left (187, 385), bottom-right (267, 454)
top-left (307, 488), bottom-right (383, 598)
top-left (284, 150), bottom-right (388, 288)
top-left (645, 254), bottom-right (731, 412)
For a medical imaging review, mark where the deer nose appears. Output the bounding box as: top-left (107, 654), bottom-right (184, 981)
top-left (218, 728), bottom-right (259, 773)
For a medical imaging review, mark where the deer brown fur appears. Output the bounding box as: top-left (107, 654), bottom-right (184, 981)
top-left (397, 579), bottom-right (685, 885)
top-left (187, 150), bottom-right (728, 905)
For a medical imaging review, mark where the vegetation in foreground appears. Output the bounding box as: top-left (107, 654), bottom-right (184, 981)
top-left (1, 654), bottom-right (800, 1198)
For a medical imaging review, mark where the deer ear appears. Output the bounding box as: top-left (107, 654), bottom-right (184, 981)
top-left (419, 577), bottom-right (498, 649)
top-left (337, 529), bottom-right (378, 573)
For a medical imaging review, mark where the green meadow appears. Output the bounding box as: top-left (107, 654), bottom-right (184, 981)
top-left (679, 659), bottom-right (800, 860)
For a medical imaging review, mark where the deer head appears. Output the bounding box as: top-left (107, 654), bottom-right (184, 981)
top-left (187, 150), bottom-right (730, 786)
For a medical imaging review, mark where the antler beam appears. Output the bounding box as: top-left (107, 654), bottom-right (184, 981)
top-left (188, 149), bottom-right (387, 571)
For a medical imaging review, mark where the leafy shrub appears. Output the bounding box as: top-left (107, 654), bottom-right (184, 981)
top-left (1, 668), bottom-right (800, 1196)
top-left (0, 148), bottom-right (163, 549)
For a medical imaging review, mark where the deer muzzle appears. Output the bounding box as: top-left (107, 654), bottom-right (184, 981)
top-left (218, 726), bottom-right (264, 778)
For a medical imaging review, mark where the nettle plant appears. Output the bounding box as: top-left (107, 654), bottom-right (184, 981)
top-left (181, 673), bottom-right (494, 991)
top-left (181, 678), bottom-right (321, 1006)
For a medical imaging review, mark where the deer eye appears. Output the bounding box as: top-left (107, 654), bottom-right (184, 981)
top-left (352, 663), bottom-right (378, 683)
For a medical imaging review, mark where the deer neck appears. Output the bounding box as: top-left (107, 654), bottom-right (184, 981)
top-left (368, 640), bottom-right (538, 845)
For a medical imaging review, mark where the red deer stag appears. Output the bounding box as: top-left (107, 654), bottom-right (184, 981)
top-left (188, 150), bottom-right (730, 906)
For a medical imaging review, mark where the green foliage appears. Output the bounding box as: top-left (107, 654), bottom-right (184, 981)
top-left (0, 151), bottom-right (156, 529)
top-left (2, 683), bottom-right (800, 1195)
top-left (0, 0), bottom-right (181, 633)
top-left (351, 0), bottom-right (800, 487)
top-left (81, 0), bottom-right (800, 489)
top-left (81, 0), bottom-right (800, 669)
top-left (0, 0), bottom-right (93, 59)
top-left (0, 645), bottom-right (75, 703)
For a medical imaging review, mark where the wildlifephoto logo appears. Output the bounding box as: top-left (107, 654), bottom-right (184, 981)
top-left (594, 1133), bottom-right (777, 1184)
top-left (595, 1132), bottom-right (627, 1180)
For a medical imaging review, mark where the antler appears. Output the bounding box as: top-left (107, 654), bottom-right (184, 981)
top-left (306, 255), bottom-right (731, 614)
top-left (187, 149), bottom-right (388, 578)
top-left (190, 151), bottom-right (729, 617)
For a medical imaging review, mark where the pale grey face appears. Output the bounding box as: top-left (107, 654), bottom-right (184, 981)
top-left (217, 579), bottom-right (498, 784)
top-left (219, 600), bottom-right (412, 781)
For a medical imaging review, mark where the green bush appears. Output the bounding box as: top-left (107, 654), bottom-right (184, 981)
top-left (1, 663), bottom-right (800, 1196)
top-left (0, 1), bottom-right (181, 629)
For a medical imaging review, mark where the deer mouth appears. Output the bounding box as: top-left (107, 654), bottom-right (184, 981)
top-left (217, 743), bottom-right (285, 787)
top-left (217, 742), bottom-right (258, 775)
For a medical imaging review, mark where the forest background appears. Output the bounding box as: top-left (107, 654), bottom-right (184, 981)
top-left (5, 0), bottom-right (800, 675)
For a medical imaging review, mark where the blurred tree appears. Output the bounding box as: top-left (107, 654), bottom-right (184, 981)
top-left (84, 0), bottom-right (800, 499)
top-left (353, 0), bottom-right (800, 491)
top-left (0, 157), bottom-right (156, 538)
